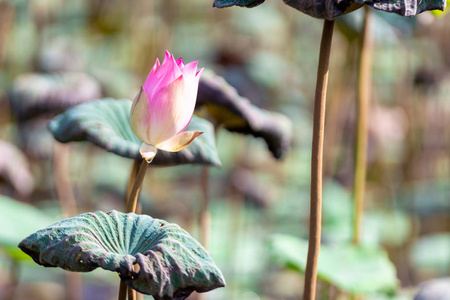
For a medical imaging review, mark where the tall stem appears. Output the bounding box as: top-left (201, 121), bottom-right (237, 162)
top-left (127, 160), bottom-right (141, 208)
top-left (126, 159), bottom-right (149, 213)
top-left (128, 286), bottom-right (136, 300)
top-left (119, 159), bottom-right (150, 300)
top-left (353, 6), bottom-right (373, 245)
top-left (303, 19), bottom-right (335, 300)
top-left (199, 167), bottom-right (211, 248)
top-left (118, 280), bottom-right (127, 300)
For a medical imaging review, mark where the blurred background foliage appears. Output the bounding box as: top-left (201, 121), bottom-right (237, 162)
top-left (0, 0), bottom-right (449, 299)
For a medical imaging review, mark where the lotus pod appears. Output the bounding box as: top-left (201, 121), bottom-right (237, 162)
top-left (19, 210), bottom-right (225, 300)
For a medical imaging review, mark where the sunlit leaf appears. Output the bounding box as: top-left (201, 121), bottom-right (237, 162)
top-left (19, 210), bottom-right (226, 299)
top-left (0, 195), bottom-right (54, 260)
top-left (9, 72), bottom-right (101, 120)
top-left (197, 70), bottom-right (292, 159)
top-left (269, 235), bottom-right (398, 295)
top-left (213, 0), bottom-right (265, 8)
top-left (48, 99), bottom-right (221, 167)
top-left (431, 0), bottom-right (449, 15)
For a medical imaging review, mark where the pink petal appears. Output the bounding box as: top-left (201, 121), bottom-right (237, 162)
top-left (181, 61), bottom-right (198, 78)
top-left (130, 87), bottom-right (152, 145)
top-left (176, 57), bottom-right (185, 68)
top-left (155, 131), bottom-right (203, 152)
top-left (196, 67), bottom-right (204, 77)
top-left (143, 54), bottom-right (182, 100)
top-left (146, 75), bottom-right (198, 144)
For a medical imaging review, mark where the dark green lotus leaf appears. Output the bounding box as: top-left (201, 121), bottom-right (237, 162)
top-left (48, 99), bottom-right (221, 167)
top-left (268, 235), bottom-right (397, 295)
top-left (9, 72), bottom-right (101, 120)
top-left (431, 0), bottom-right (449, 15)
top-left (213, 0), bottom-right (265, 7)
top-left (283, 0), bottom-right (444, 19)
top-left (197, 70), bottom-right (292, 159)
top-left (283, 0), bottom-right (363, 20)
top-left (19, 210), bottom-right (226, 299)
top-left (356, 0), bottom-right (446, 16)
top-left (0, 195), bottom-right (54, 260)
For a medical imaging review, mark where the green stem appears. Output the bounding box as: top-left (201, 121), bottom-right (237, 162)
top-left (127, 160), bottom-right (141, 208)
top-left (353, 6), bottom-right (373, 245)
top-left (119, 159), bottom-right (150, 300)
top-left (126, 159), bottom-right (150, 213)
top-left (303, 19), bottom-right (335, 300)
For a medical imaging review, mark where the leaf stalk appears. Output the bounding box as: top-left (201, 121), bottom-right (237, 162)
top-left (303, 19), bottom-right (335, 300)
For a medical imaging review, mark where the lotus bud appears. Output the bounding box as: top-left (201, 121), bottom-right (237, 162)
top-left (130, 51), bottom-right (204, 162)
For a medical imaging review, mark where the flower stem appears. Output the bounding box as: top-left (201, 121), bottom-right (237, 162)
top-left (127, 160), bottom-right (141, 207)
top-left (303, 19), bottom-right (335, 300)
top-left (118, 279), bottom-right (127, 300)
top-left (128, 286), bottom-right (136, 300)
top-left (353, 6), bottom-right (373, 245)
top-left (126, 159), bottom-right (150, 213)
top-left (120, 159), bottom-right (150, 300)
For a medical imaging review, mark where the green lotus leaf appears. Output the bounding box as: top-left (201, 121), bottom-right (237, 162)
top-left (215, 0), bottom-right (446, 19)
top-left (213, 0), bottom-right (265, 8)
top-left (19, 210), bottom-right (226, 299)
top-left (0, 195), bottom-right (54, 260)
top-left (48, 98), bottom-right (221, 167)
top-left (268, 234), bottom-right (398, 295)
top-left (197, 70), bottom-right (292, 159)
top-left (357, 0), bottom-right (446, 17)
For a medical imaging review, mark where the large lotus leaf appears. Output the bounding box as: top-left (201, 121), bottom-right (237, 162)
top-left (0, 195), bottom-right (54, 260)
top-left (0, 140), bottom-right (34, 196)
top-left (431, 0), bottom-right (449, 15)
top-left (197, 70), bottom-right (292, 159)
top-left (356, 0), bottom-right (446, 16)
top-left (215, 0), bottom-right (445, 18)
top-left (268, 235), bottom-right (398, 295)
top-left (19, 210), bottom-right (226, 299)
top-left (48, 99), bottom-right (221, 167)
top-left (9, 72), bottom-right (101, 120)
top-left (213, 0), bottom-right (265, 7)
top-left (286, 0), bottom-right (445, 18)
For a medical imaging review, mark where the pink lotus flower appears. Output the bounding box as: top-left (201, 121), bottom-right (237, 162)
top-left (130, 51), bottom-right (204, 161)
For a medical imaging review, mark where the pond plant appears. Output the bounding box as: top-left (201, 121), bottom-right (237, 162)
top-left (213, 0), bottom-right (446, 299)
top-left (5, 1), bottom-right (447, 300)
top-left (19, 51), bottom-right (226, 300)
